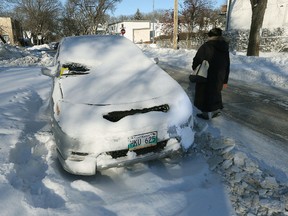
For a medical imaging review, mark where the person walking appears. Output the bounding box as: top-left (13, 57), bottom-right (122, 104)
top-left (191, 27), bottom-right (230, 120)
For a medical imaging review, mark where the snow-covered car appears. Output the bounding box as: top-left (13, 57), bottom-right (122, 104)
top-left (43, 35), bottom-right (194, 175)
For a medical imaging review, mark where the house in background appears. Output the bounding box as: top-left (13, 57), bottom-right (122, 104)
top-left (226, 0), bottom-right (288, 31)
top-left (0, 17), bottom-right (22, 45)
top-left (108, 20), bottom-right (162, 43)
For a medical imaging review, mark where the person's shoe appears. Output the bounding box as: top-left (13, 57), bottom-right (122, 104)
top-left (196, 113), bottom-right (209, 120)
top-left (212, 111), bottom-right (221, 118)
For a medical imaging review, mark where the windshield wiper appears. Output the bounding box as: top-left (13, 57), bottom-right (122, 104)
top-left (61, 62), bottom-right (90, 76)
top-left (65, 71), bottom-right (89, 75)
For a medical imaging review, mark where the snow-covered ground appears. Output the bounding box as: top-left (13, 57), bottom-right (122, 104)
top-left (0, 43), bottom-right (287, 216)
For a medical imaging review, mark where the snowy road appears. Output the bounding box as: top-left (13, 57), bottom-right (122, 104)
top-left (160, 63), bottom-right (288, 144)
top-left (222, 80), bottom-right (288, 144)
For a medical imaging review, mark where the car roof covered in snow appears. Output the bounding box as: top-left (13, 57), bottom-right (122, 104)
top-left (58, 35), bottom-right (144, 68)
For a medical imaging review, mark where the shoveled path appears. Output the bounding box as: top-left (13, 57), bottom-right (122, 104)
top-left (160, 63), bottom-right (288, 146)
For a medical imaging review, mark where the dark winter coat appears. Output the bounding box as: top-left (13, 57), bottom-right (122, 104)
top-left (192, 36), bottom-right (230, 112)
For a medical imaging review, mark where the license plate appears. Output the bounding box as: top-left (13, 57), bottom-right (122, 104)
top-left (128, 131), bottom-right (157, 150)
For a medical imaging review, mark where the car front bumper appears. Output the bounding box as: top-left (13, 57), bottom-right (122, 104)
top-left (57, 138), bottom-right (182, 176)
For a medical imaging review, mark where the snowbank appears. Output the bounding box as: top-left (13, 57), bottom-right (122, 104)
top-left (194, 121), bottom-right (288, 215)
top-left (141, 45), bottom-right (288, 91)
top-left (0, 44), bottom-right (53, 66)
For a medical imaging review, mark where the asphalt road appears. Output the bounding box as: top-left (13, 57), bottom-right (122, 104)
top-left (160, 64), bottom-right (288, 145)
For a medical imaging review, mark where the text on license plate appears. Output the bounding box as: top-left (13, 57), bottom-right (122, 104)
top-left (128, 131), bottom-right (157, 150)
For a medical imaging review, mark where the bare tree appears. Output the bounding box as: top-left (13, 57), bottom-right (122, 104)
top-left (62, 0), bottom-right (122, 35)
top-left (6, 0), bottom-right (62, 43)
top-left (159, 10), bottom-right (174, 36)
top-left (158, 0), bottom-right (219, 46)
top-left (181, 0), bottom-right (214, 33)
top-left (62, 0), bottom-right (89, 36)
top-left (247, 0), bottom-right (268, 56)
top-left (109, 9), bottom-right (166, 24)
top-left (143, 10), bottom-right (166, 21)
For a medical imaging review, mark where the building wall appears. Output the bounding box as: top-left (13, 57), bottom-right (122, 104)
top-left (109, 21), bottom-right (151, 43)
top-left (133, 29), bottom-right (151, 43)
top-left (0, 17), bottom-right (22, 45)
top-left (0, 17), bottom-right (14, 44)
top-left (227, 0), bottom-right (288, 30)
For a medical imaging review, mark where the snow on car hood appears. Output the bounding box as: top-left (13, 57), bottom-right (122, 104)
top-left (53, 88), bottom-right (193, 153)
top-left (59, 62), bottom-right (182, 105)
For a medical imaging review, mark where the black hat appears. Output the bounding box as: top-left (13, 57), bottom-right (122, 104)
top-left (208, 28), bottom-right (222, 37)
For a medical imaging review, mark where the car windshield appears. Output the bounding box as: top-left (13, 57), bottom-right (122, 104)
top-left (60, 62), bottom-right (90, 76)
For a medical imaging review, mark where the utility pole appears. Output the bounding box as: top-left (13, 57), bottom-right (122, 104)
top-left (226, 0), bottom-right (232, 31)
top-left (173, 0), bottom-right (178, 49)
top-left (152, 0), bottom-right (155, 43)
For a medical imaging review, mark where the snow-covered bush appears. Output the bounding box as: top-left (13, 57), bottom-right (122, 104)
top-left (223, 28), bottom-right (288, 52)
top-left (155, 28), bottom-right (288, 52)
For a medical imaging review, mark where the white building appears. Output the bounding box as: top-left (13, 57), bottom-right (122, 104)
top-left (227, 0), bottom-right (288, 30)
top-left (108, 20), bottom-right (162, 43)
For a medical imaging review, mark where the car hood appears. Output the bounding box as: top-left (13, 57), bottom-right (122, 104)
top-left (58, 61), bottom-right (183, 105)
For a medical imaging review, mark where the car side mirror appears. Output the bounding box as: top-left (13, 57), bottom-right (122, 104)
top-left (41, 65), bottom-right (57, 77)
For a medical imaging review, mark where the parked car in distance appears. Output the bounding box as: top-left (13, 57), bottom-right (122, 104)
top-left (42, 35), bottom-right (194, 175)
top-left (49, 42), bottom-right (59, 50)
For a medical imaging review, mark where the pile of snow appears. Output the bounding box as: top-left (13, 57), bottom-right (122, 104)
top-left (26, 44), bottom-right (51, 51)
top-left (0, 42), bottom-right (287, 215)
top-left (0, 44), bottom-right (28, 60)
top-left (141, 45), bottom-right (288, 91)
top-left (0, 44), bottom-right (53, 66)
top-left (193, 121), bottom-right (288, 215)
